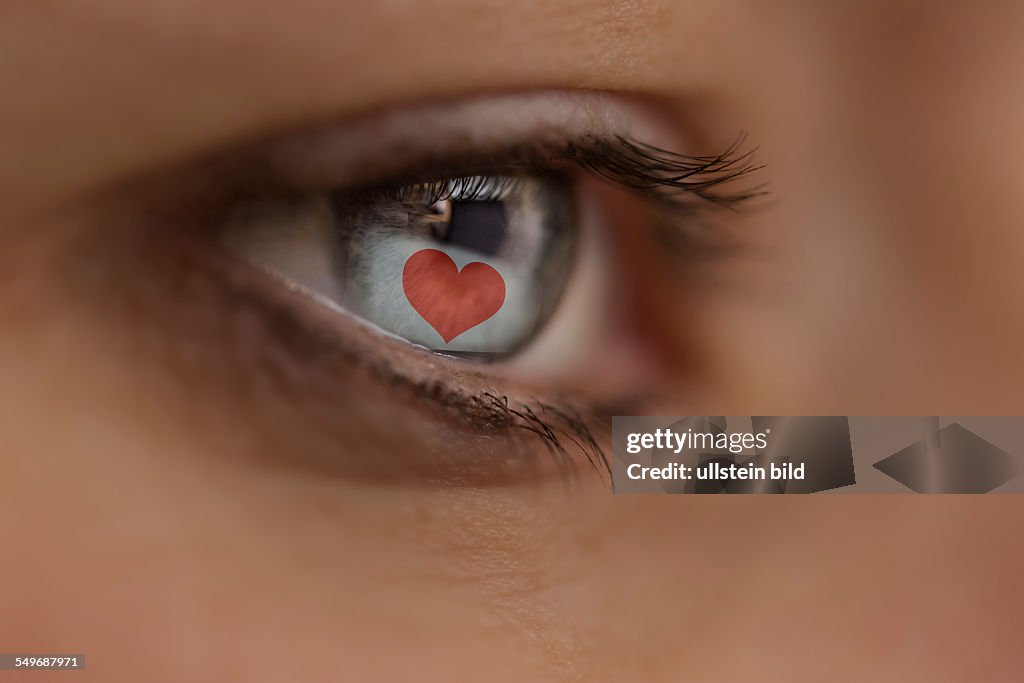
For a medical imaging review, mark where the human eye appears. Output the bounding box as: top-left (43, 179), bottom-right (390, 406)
top-left (89, 91), bottom-right (763, 484)
top-left (214, 92), bottom-right (761, 363)
top-left (222, 171), bottom-right (575, 359)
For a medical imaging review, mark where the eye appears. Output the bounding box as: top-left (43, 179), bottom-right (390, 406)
top-left (222, 172), bottom-right (576, 359)
top-left (85, 92), bottom-right (765, 482)
top-left (196, 91), bottom-right (763, 396)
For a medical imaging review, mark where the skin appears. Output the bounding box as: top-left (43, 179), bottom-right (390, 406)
top-left (2, 1), bottom-right (1024, 681)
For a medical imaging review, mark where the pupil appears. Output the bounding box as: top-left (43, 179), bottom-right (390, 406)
top-left (440, 200), bottom-right (508, 257)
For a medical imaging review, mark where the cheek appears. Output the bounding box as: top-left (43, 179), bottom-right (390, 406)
top-left (0, 406), bottom-right (595, 682)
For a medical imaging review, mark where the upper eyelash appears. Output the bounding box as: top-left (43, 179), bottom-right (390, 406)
top-left (322, 133), bottom-right (764, 212)
top-left (569, 133), bottom-right (768, 211)
top-left (202, 130), bottom-right (766, 226)
top-left (378, 175), bottom-right (523, 205)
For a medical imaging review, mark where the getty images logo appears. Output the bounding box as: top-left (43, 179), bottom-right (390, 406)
top-left (615, 416), bottom-right (860, 494)
top-left (623, 417), bottom-right (787, 492)
top-left (626, 421), bottom-right (769, 455)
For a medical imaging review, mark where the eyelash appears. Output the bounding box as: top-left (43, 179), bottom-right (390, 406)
top-left (336, 133), bottom-right (764, 212)
top-left (569, 133), bottom-right (766, 210)
top-left (382, 175), bottom-right (524, 204)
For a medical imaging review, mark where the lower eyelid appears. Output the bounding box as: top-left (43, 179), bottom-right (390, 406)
top-left (220, 272), bottom-right (613, 486)
top-left (158, 214), bottom-right (614, 485)
top-left (38, 193), bottom-right (614, 488)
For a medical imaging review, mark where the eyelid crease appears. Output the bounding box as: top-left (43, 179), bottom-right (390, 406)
top-left (260, 91), bottom-right (650, 188)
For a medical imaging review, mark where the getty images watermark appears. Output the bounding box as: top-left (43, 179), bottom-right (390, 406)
top-left (624, 424), bottom-right (804, 483)
top-left (612, 416), bottom-right (1024, 494)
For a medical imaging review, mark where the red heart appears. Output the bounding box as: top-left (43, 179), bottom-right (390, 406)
top-left (402, 249), bottom-right (507, 343)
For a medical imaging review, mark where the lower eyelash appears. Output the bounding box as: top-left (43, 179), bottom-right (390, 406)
top-left (478, 392), bottom-right (610, 481)
top-left (481, 389), bottom-right (614, 481)
top-left (321, 358), bottom-right (614, 485)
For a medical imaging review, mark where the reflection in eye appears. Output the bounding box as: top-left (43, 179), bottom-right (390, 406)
top-left (222, 174), bottom-right (576, 359)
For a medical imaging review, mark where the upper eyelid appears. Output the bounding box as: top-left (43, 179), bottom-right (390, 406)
top-left (204, 91), bottom-right (765, 214)
top-left (242, 91), bottom-right (681, 189)
top-left (321, 135), bottom-right (766, 214)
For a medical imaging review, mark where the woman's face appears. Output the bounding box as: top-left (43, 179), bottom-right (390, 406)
top-left (3, 1), bottom-right (1023, 680)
